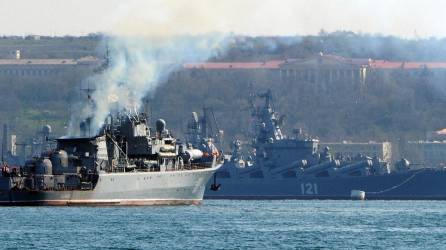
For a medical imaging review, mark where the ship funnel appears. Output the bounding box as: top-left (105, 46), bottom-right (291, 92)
top-left (42, 124), bottom-right (52, 136)
top-left (191, 112), bottom-right (199, 124)
top-left (80, 117), bottom-right (92, 137)
top-left (156, 119), bottom-right (166, 134)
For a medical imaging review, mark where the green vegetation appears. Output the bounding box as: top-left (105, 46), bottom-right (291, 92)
top-left (220, 31), bottom-right (446, 61)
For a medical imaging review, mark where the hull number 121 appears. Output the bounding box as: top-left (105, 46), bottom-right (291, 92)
top-left (300, 183), bottom-right (318, 195)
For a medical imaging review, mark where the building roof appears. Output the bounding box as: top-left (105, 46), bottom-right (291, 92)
top-left (317, 54), bottom-right (369, 65)
top-left (184, 60), bottom-right (284, 69)
top-left (2, 53), bottom-right (446, 70)
top-left (0, 56), bottom-right (103, 66)
top-left (184, 54), bottom-right (446, 70)
top-left (0, 59), bottom-right (77, 65)
top-left (364, 60), bottom-right (446, 69)
top-left (183, 54), bottom-right (370, 70)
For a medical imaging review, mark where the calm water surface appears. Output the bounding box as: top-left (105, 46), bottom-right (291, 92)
top-left (0, 200), bottom-right (445, 249)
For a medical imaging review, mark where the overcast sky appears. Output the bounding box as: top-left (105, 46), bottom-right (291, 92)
top-left (0, 0), bottom-right (445, 38)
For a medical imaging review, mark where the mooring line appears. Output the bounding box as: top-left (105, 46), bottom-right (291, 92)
top-left (366, 169), bottom-right (426, 195)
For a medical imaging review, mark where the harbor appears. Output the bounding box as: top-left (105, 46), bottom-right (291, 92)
top-left (2, 0), bottom-right (446, 249)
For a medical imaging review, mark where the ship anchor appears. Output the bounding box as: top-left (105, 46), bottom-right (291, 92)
top-left (210, 173), bottom-right (221, 191)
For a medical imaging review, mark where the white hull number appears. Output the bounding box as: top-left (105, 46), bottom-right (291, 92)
top-left (300, 183), bottom-right (318, 195)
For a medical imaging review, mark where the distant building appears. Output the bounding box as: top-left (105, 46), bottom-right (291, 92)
top-left (400, 128), bottom-right (446, 169)
top-left (183, 53), bottom-right (446, 88)
top-left (0, 55), bottom-right (103, 78)
top-left (1, 124), bottom-right (21, 165)
top-left (279, 54), bottom-right (368, 87)
top-left (320, 141), bottom-right (392, 163)
top-left (404, 141), bottom-right (446, 168)
top-left (183, 53), bottom-right (367, 88)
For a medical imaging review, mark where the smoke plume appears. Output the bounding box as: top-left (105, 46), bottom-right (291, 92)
top-left (67, 34), bottom-right (228, 136)
top-left (68, 0), bottom-right (236, 136)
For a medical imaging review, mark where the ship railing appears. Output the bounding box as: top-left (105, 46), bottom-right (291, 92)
top-left (180, 163), bottom-right (211, 171)
top-left (104, 164), bottom-right (210, 173)
top-left (105, 155), bottom-right (224, 173)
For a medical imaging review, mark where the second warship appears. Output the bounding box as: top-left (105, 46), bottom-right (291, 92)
top-left (199, 90), bottom-right (446, 200)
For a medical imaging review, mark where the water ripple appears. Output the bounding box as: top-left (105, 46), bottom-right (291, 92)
top-left (0, 200), bottom-right (445, 249)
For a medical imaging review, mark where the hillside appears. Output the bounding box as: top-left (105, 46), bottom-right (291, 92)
top-left (0, 32), bottom-right (446, 152)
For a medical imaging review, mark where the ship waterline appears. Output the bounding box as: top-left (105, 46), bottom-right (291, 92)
top-left (205, 168), bottom-right (446, 200)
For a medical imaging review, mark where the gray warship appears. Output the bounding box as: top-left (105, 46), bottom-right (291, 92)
top-left (200, 90), bottom-right (446, 200)
top-left (0, 111), bottom-right (223, 205)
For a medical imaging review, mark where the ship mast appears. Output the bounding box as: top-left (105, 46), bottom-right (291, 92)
top-left (80, 83), bottom-right (96, 137)
top-left (1, 124), bottom-right (5, 164)
top-left (254, 89), bottom-right (284, 143)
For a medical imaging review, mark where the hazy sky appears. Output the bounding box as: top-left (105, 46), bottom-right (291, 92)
top-left (1, 0), bottom-right (445, 38)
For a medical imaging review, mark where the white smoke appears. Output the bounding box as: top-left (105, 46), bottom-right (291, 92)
top-left (68, 34), bottom-right (228, 136)
top-left (67, 0), bottom-right (242, 136)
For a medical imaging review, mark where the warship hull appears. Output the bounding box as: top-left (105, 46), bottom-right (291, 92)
top-left (205, 169), bottom-right (446, 200)
top-left (0, 167), bottom-right (218, 206)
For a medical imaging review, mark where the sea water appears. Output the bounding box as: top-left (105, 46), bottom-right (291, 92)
top-left (0, 200), bottom-right (445, 249)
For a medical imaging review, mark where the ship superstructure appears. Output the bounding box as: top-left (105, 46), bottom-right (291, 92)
top-left (0, 111), bottom-right (222, 205)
